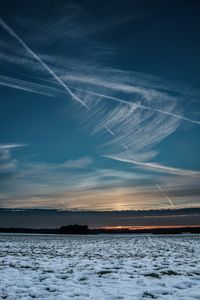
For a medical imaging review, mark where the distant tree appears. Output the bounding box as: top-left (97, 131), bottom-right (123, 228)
top-left (58, 224), bottom-right (89, 234)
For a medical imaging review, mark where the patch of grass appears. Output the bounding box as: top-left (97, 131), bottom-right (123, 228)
top-left (60, 275), bottom-right (69, 279)
top-left (79, 276), bottom-right (87, 281)
top-left (144, 272), bottom-right (160, 279)
top-left (161, 270), bottom-right (179, 276)
top-left (20, 265), bottom-right (31, 269)
top-left (46, 287), bottom-right (56, 292)
top-left (44, 269), bottom-right (54, 273)
top-left (9, 262), bottom-right (16, 268)
top-left (143, 291), bottom-right (157, 298)
top-left (97, 270), bottom-right (112, 277)
top-left (193, 271), bottom-right (200, 275)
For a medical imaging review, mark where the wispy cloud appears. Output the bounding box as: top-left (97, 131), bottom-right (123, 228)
top-left (0, 152), bottom-right (199, 210)
top-left (0, 160), bottom-right (17, 172)
top-left (63, 157), bottom-right (93, 169)
top-left (0, 143), bottom-right (27, 172)
top-left (1, 183), bottom-right (199, 211)
top-left (0, 143), bottom-right (27, 162)
top-left (0, 74), bottom-right (57, 97)
top-left (0, 143), bottom-right (27, 149)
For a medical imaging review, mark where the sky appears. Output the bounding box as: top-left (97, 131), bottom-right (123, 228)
top-left (0, 0), bottom-right (200, 222)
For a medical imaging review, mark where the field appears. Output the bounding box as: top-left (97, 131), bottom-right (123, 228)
top-left (0, 234), bottom-right (200, 299)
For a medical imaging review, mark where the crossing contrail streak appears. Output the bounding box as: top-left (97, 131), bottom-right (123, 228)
top-left (104, 125), bottom-right (115, 136)
top-left (1, 17), bottom-right (199, 127)
top-left (69, 86), bottom-right (200, 125)
top-left (0, 18), bottom-right (120, 137)
top-left (138, 104), bottom-right (200, 125)
top-left (0, 18), bottom-right (89, 109)
top-left (155, 184), bottom-right (174, 208)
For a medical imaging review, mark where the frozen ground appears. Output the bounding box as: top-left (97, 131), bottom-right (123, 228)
top-left (0, 234), bottom-right (200, 300)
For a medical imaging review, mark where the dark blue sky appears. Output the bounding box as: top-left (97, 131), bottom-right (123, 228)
top-left (0, 0), bottom-right (200, 212)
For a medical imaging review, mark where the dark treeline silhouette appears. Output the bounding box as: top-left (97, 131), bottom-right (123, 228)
top-left (92, 227), bottom-right (200, 234)
top-left (59, 225), bottom-right (89, 234)
top-left (0, 227), bottom-right (57, 234)
top-left (0, 225), bottom-right (200, 234)
top-left (0, 225), bottom-right (89, 234)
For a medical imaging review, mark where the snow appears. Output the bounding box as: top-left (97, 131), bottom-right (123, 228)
top-left (0, 234), bottom-right (200, 299)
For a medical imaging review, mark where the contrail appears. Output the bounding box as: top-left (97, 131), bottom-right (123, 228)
top-left (155, 184), bottom-right (174, 208)
top-left (104, 155), bottom-right (200, 176)
top-left (103, 125), bottom-right (115, 136)
top-left (0, 17), bottom-right (89, 109)
top-left (0, 143), bottom-right (27, 149)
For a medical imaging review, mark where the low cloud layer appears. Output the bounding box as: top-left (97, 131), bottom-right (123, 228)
top-left (0, 208), bottom-right (200, 228)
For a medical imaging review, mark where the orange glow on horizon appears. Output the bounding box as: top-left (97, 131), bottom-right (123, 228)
top-left (98, 225), bottom-right (200, 230)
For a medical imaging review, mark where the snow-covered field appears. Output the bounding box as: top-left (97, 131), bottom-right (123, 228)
top-left (0, 234), bottom-right (200, 300)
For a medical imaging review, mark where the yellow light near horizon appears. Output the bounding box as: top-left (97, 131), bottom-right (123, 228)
top-left (4, 186), bottom-right (200, 211)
